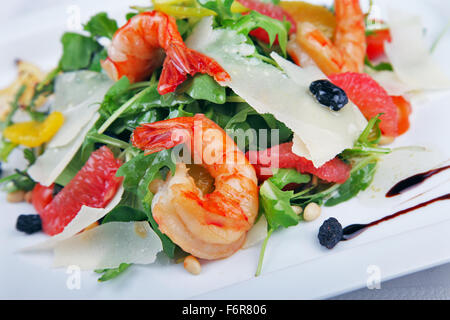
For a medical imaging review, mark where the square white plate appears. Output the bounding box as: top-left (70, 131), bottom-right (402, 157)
top-left (0, 0), bottom-right (449, 299)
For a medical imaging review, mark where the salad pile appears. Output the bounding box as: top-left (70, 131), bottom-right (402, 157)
top-left (1, 0), bottom-right (449, 281)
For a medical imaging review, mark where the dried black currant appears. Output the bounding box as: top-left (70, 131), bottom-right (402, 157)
top-left (318, 217), bottom-right (343, 249)
top-left (16, 214), bottom-right (42, 235)
top-left (310, 80), bottom-right (348, 111)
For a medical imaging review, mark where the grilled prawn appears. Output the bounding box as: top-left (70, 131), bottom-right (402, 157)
top-left (132, 115), bottom-right (259, 260)
top-left (101, 11), bottom-right (230, 95)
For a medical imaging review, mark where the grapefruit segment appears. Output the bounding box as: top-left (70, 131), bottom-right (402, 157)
top-left (329, 72), bottom-right (399, 137)
top-left (39, 146), bottom-right (123, 236)
top-left (246, 142), bottom-right (351, 184)
top-left (238, 0), bottom-right (296, 44)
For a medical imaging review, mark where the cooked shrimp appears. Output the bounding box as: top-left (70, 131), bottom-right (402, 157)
top-left (295, 0), bottom-right (366, 75)
top-left (101, 11), bottom-right (230, 95)
top-left (132, 114), bottom-right (259, 260)
top-left (287, 35), bottom-right (317, 68)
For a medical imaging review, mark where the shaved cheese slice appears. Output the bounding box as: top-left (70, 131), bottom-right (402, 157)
top-left (242, 215), bottom-right (268, 249)
top-left (28, 71), bottom-right (113, 186)
top-left (271, 53), bottom-right (367, 164)
top-left (28, 113), bottom-right (99, 186)
top-left (21, 185), bottom-right (124, 252)
top-left (53, 221), bottom-right (162, 270)
top-left (385, 9), bottom-right (450, 91)
top-left (187, 18), bottom-right (367, 167)
top-left (366, 70), bottom-right (413, 96)
top-left (49, 71), bottom-right (112, 148)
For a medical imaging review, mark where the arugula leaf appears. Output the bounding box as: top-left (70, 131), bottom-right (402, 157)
top-left (95, 263), bottom-right (131, 282)
top-left (325, 161), bottom-right (377, 207)
top-left (2, 84), bottom-right (26, 131)
top-left (260, 180), bottom-right (300, 229)
top-left (183, 74), bottom-right (226, 104)
top-left (268, 168), bottom-right (310, 189)
top-left (59, 33), bottom-right (102, 71)
top-left (4, 170), bottom-right (36, 192)
top-left (256, 175), bottom-right (303, 276)
top-left (137, 150), bottom-right (176, 200)
top-left (85, 131), bottom-right (131, 150)
top-left (197, 0), bottom-right (235, 22)
top-left (341, 115), bottom-right (390, 158)
top-left (23, 149), bottom-right (36, 166)
top-left (88, 48), bottom-right (108, 72)
top-left (99, 76), bottom-right (132, 116)
top-left (102, 191), bottom-right (148, 224)
top-left (0, 140), bottom-right (18, 162)
top-left (55, 144), bottom-right (93, 186)
top-left (115, 149), bottom-right (178, 258)
top-left (364, 56), bottom-right (393, 71)
top-left (142, 191), bottom-right (177, 259)
top-left (116, 152), bottom-right (158, 195)
top-left (84, 12), bottom-right (118, 39)
top-left (231, 11), bottom-right (290, 55)
top-left (98, 81), bottom-right (193, 134)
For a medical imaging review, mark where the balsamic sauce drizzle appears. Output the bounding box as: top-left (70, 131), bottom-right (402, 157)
top-left (341, 193), bottom-right (450, 241)
top-left (386, 165), bottom-right (450, 198)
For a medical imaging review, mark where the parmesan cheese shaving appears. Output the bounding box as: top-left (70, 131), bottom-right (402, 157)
top-left (21, 185), bottom-right (124, 252)
top-left (28, 71), bottom-right (113, 186)
top-left (242, 215), bottom-right (268, 249)
top-left (53, 221), bottom-right (162, 270)
top-left (28, 113), bottom-right (99, 186)
top-left (187, 18), bottom-right (367, 167)
top-left (366, 70), bottom-right (413, 96)
top-left (385, 9), bottom-right (450, 91)
top-left (49, 71), bottom-right (112, 148)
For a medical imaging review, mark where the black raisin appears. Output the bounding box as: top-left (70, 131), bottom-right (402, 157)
top-left (318, 217), bottom-right (343, 249)
top-left (16, 214), bottom-right (42, 235)
top-left (310, 80), bottom-right (348, 111)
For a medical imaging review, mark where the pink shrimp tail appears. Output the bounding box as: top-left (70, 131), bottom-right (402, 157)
top-left (132, 116), bottom-right (197, 154)
top-left (158, 45), bottom-right (230, 95)
top-left (102, 11), bottom-right (230, 95)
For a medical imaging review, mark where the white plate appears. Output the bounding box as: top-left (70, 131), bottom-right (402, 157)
top-left (0, 0), bottom-right (450, 300)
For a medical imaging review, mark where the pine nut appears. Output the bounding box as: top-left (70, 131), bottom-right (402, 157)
top-left (303, 202), bottom-right (321, 221)
top-left (184, 255), bottom-right (201, 275)
top-left (379, 135), bottom-right (395, 145)
top-left (25, 191), bottom-right (33, 203)
top-left (7, 190), bottom-right (26, 203)
top-left (148, 179), bottom-right (164, 194)
top-left (291, 205), bottom-right (303, 215)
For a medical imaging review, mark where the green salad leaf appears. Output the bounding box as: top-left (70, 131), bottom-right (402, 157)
top-left (268, 168), bottom-right (310, 189)
top-left (115, 149), bottom-right (177, 258)
top-left (325, 161), bottom-right (377, 207)
top-left (84, 12), bottom-right (118, 39)
top-left (255, 168), bottom-right (311, 276)
top-left (260, 180), bottom-right (300, 229)
top-left (183, 74), bottom-right (226, 104)
top-left (197, 0), bottom-right (235, 22)
top-left (364, 56), bottom-right (393, 72)
top-left (143, 191), bottom-right (177, 259)
top-left (59, 33), bottom-right (102, 71)
top-left (0, 140), bottom-right (18, 162)
top-left (231, 11), bottom-right (290, 55)
top-left (95, 263), bottom-right (131, 282)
